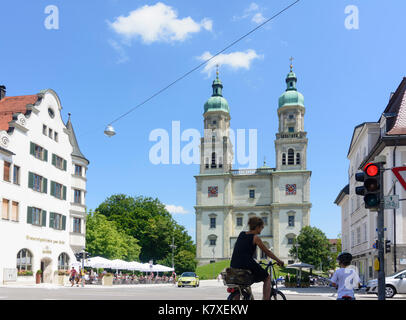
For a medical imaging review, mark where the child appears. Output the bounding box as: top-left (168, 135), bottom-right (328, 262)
top-left (331, 252), bottom-right (360, 300)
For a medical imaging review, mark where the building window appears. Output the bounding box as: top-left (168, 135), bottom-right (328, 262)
top-left (262, 216), bottom-right (268, 226)
top-left (282, 153), bottom-right (286, 165)
top-left (43, 124), bottom-right (47, 135)
top-left (288, 127), bottom-right (294, 133)
top-left (48, 128), bottom-right (53, 138)
top-left (30, 142), bottom-right (47, 162)
top-left (288, 149), bottom-right (294, 165)
top-left (289, 114), bottom-right (294, 120)
top-left (211, 152), bottom-right (216, 168)
top-left (288, 238), bottom-right (294, 245)
top-left (356, 227), bottom-right (361, 245)
top-left (29, 173), bottom-right (47, 193)
top-left (52, 154), bottom-right (66, 171)
top-left (16, 249), bottom-right (33, 272)
top-left (58, 253), bottom-right (70, 271)
top-left (30, 207), bottom-right (44, 226)
top-left (210, 239), bottom-right (216, 246)
top-left (11, 201), bottom-right (19, 221)
top-left (54, 131), bottom-right (58, 142)
top-left (288, 215), bottom-right (295, 227)
top-left (236, 217), bottom-right (243, 227)
top-left (219, 157), bottom-right (223, 169)
top-left (50, 212), bottom-right (66, 230)
top-left (75, 165), bottom-right (83, 176)
top-left (74, 189), bottom-right (82, 204)
top-left (13, 165), bottom-right (20, 185)
top-left (3, 161), bottom-right (11, 182)
top-left (51, 181), bottom-right (66, 200)
top-left (73, 218), bottom-right (81, 233)
top-left (296, 153), bottom-right (301, 165)
top-left (249, 189), bottom-right (255, 199)
top-left (210, 217), bottom-right (216, 229)
top-left (205, 158), bottom-right (209, 169)
top-left (2, 199), bottom-right (9, 220)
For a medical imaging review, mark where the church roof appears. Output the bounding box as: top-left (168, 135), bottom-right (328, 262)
top-left (278, 68), bottom-right (304, 108)
top-left (204, 70), bottom-right (230, 114)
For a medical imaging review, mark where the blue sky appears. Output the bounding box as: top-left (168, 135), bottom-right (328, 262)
top-left (2, 0), bottom-right (406, 242)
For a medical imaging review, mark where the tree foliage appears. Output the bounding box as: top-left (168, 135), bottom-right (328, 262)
top-left (85, 210), bottom-right (141, 261)
top-left (93, 194), bottom-right (197, 271)
top-left (289, 226), bottom-right (334, 271)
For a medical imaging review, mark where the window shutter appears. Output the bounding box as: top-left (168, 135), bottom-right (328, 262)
top-left (27, 207), bottom-right (33, 224)
top-left (28, 172), bottom-right (34, 189)
top-left (62, 215), bottom-right (66, 230)
top-left (49, 212), bottom-right (55, 229)
top-left (51, 181), bottom-right (55, 196)
top-left (63, 186), bottom-right (67, 200)
top-left (52, 154), bottom-right (56, 166)
top-left (63, 160), bottom-right (67, 171)
top-left (41, 211), bottom-right (47, 227)
top-left (43, 149), bottom-right (48, 162)
top-left (43, 178), bottom-right (48, 194)
top-left (30, 142), bottom-right (35, 156)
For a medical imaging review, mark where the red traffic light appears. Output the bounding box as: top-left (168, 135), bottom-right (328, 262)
top-left (364, 163), bottom-right (379, 177)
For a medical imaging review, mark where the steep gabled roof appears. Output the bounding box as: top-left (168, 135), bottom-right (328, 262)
top-left (387, 78), bottom-right (406, 135)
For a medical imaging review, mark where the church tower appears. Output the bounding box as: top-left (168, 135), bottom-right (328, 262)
top-left (275, 60), bottom-right (308, 171)
top-left (200, 68), bottom-right (233, 174)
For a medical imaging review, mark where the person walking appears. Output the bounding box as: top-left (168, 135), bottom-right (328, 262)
top-left (69, 267), bottom-right (77, 287)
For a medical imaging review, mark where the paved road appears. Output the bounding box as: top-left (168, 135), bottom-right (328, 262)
top-left (0, 280), bottom-right (405, 300)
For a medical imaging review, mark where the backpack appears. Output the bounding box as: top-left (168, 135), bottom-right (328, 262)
top-left (222, 268), bottom-right (254, 286)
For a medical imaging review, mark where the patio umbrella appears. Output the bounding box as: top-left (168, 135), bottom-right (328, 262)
top-left (85, 256), bottom-right (112, 269)
top-left (286, 262), bottom-right (315, 285)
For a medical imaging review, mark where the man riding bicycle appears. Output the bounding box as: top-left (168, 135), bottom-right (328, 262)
top-left (230, 216), bottom-right (284, 300)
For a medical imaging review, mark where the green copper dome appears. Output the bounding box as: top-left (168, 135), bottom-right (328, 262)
top-left (278, 70), bottom-right (304, 108)
top-left (204, 74), bottom-right (230, 113)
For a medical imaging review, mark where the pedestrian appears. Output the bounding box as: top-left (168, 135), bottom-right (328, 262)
top-left (69, 267), bottom-right (77, 287)
top-left (331, 252), bottom-right (360, 300)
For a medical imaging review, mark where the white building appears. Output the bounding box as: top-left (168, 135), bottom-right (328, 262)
top-left (0, 86), bottom-right (89, 284)
top-left (195, 67), bottom-right (311, 265)
top-left (335, 78), bottom-right (406, 283)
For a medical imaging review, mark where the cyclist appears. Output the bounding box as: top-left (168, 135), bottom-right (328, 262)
top-left (230, 216), bottom-right (284, 300)
top-left (331, 252), bottom-right (360, 300)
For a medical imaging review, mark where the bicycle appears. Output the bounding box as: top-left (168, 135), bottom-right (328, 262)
top-left (224, 260), bottom-right (286, 300)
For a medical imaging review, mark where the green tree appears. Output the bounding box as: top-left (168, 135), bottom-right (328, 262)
top-left (158, 250), bottom-right (198, 274)
top-left (85, 210), bottom-right (141, 261)
top-left (95, 194), bottom-right (196, 268)
top-left (289, 226), bottom-right (332, 271)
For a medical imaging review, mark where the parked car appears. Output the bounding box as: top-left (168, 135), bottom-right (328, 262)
top-left (366, 269), bottom-right (406, 298)
top-left (177, 272), bottom-right (200, 288)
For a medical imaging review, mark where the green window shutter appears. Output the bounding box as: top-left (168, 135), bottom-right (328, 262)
top-left (41, 211), bottom-right (47, 227)
top-left (28, 172), bottom-right (34, 189)
top-left (62, 215), bottom-right (66, 230)
top-left (63, 160), bottom-right (67, 171)
top-left (27, 207), bottom-right (33, 224)
top-left (30, 142), bottom-right (35, 156)
top-left (42, 178), bottom-right (48, 194)
top-left (63, 186), bottom-right (67, 200)
top-left (43, 149), bottom-right (48, 162)
top-left (49, 212), bottom-right (55, 229)
top-left (51, 181), bottom-right (55, 197)
top-left (52, 154), bottom-right (56, 166)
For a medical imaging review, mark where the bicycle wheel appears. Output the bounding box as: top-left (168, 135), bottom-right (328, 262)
top-left (227, 292), bottom-right (240, 300)
top-left (270, 290), bottom-right (286, 300)
top-left (241, 289), bottom-right (254, 300)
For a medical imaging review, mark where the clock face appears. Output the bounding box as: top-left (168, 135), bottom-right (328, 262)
top-left (208, 186), bottom-right (218, 197)
top-left (286, 184), bottom-right (296, 195)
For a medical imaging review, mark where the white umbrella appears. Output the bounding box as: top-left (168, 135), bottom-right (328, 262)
top-left (153, 264), bottom-right (174, 272)
top-left (127, 261), bottom-right (144, 271)
top-left (85, 256), bottom-right (112, 269)
top-left (110, 259), bottom-right (131, 270)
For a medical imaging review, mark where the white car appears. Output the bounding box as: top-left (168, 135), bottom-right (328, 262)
top-left (366, 269), bottom-right (406, 298)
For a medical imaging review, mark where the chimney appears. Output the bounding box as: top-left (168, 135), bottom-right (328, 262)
top-left (0, 85), bottom-right (5, 100)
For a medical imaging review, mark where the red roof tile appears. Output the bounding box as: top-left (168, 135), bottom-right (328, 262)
top-left (0, 95), bottom-right (38, 131)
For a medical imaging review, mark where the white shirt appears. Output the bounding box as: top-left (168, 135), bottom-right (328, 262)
top-left (331, 267), bottom-right (360, 299)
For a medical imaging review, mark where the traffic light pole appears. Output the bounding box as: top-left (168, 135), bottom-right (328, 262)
top-left (377, 162), bottom-right (386, 300)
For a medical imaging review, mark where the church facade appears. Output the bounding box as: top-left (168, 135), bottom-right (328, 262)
top-left (195, 66), bottom-right (312, 265)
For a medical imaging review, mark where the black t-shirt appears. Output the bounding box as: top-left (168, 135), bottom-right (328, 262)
top-left (230, 231), bottom-right (257, 268)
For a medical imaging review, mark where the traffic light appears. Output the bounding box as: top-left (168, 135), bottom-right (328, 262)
top-left (385, 240), bottom-right (391, 253)
top-left (355, 162), bottom-right (381, 209)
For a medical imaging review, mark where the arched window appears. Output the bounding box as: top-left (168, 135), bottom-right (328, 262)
top-left (282, 153), bottom-right (286, 165)
top-left (211, 152), bottom-right (216, 168)
top-left (208, 234), bottom-right (217, 246)
top-left (296, 153), bottom-right (301, 165)
top-left (16, 249), bottom-right (33, 272)
top-left (58, 253), bottom-right (70, 271)
top-left (288, 149), bottom-right (294, 165)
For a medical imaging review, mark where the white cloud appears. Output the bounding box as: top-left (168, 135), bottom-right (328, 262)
top-left (198, 50), bottom-right (263, 77)
top-left (247, 3), bottom-right (259, 12)
top-left (108, 39), bottom-right (129, 64)
top-left (252, 12), bottom-right (266, 24)
top-left (108, 2), bottom-right (213, 44)
top-left (165, 204), bottom-right (189, 215)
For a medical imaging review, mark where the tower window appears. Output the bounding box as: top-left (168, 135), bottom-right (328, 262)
top-left (288, 127), bottom-right (294, 133)
top-left (282, 153), bottom-right (286, 165)
top-left (296, 153), bottom-right (301, 165)
top-left (290, 82), bottom-right (293, 87)
top-left (211, 152), bottom-right (216, 168)
top-left (289, 114), bottom-right (294, 120)
top-left (210, 217), bottom-right (216, 229)
top-left (205, 158), bottom-right (209, 169)
top-left (288, 149), bottom-right (294, 165)
top-left (219, 157), bottom-right (223, 168)
top-left (249, 190), bottom-right (255, 199)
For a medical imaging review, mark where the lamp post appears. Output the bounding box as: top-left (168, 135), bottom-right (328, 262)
top-left (212, 247), bottom-right (215, 280)
top-left (169, 236), bottom-right (177, 271)
top-left (294, 243), bottom-right (300, 287)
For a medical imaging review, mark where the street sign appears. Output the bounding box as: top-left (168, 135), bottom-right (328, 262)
top-left (384, 195), bottom-right (399, 209)
top-left (392, 166), bottom-right (406, 190)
